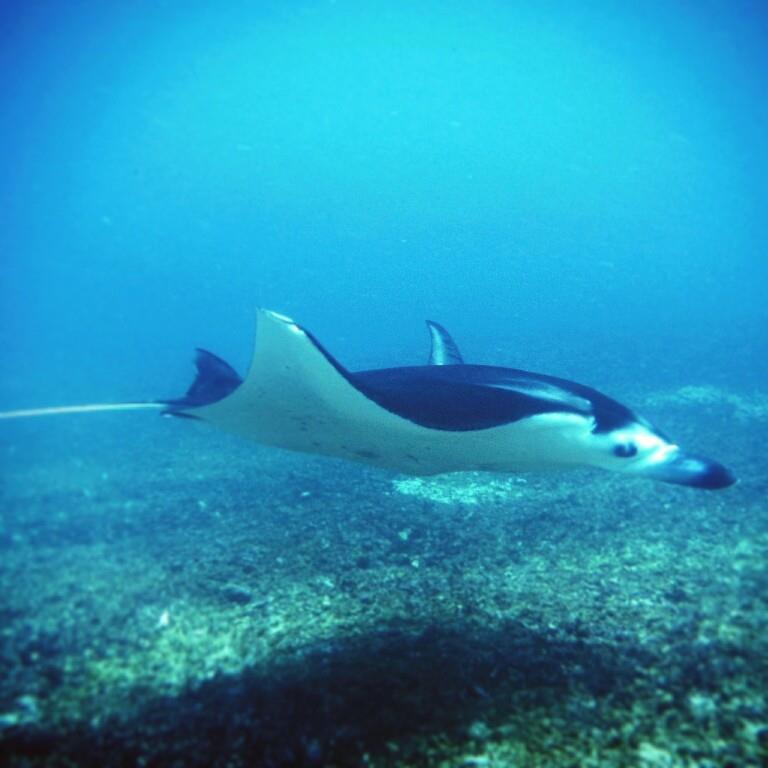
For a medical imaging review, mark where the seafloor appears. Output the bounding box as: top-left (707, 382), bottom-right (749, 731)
top-left (1, 385), bottom-right (766, 767)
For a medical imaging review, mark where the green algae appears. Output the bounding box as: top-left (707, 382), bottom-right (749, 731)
top-left (392, 473), bottom-right (530, 506)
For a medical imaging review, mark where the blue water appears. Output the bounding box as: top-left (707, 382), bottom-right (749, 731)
top-left (2, 0), bottom-right (766, 406)
top-left (1, 2), bottom-right (767, 765)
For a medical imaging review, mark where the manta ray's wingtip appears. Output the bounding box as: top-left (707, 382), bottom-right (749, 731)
top-left (258, 308), bottom-right (310, 338)
top-left (259, 308), bottom-right (296, 323)
top-left (162, 347), bottom-right (243, 413)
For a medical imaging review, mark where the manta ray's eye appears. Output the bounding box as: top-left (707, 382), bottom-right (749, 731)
top-left (613, 443), bottom-right (638, 458)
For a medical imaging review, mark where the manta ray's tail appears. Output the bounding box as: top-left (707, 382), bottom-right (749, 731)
top-left (0, 349), bottom-right (243, 422)
top-left (0, 402), bottom-right (164, 420)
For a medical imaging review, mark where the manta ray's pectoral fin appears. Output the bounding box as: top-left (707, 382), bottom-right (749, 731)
top-left (426, 320), bottom-right (464, 365)
top-left (167, 309), bottom-right (453, 473)
top-left (162, 349), bottom-right (243, 411)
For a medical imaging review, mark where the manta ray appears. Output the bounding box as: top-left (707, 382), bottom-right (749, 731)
top-left (1, 309), bottom-right (735, 489)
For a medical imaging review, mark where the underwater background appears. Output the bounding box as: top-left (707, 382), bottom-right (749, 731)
top-left (1, 1), bottom-right (767, 765)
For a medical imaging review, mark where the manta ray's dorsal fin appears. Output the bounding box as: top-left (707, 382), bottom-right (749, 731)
top-left (426, 320), bottom-right (464, 365)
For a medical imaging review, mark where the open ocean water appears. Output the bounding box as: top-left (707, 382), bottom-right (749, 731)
top-left (1, 2), bottom-right (767, 766)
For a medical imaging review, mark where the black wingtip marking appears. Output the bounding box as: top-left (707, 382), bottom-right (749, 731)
top-left (161, 348), bottom-right (243, 411)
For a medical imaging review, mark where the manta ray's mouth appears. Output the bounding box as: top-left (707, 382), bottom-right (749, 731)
top-left (643, 452), bottom-right (737, 490)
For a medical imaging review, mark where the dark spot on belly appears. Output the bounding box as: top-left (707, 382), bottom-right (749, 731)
top-left (406, 454), bottom-right (420, 462)
top-left (354, 449), bottom-right (379, 459)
